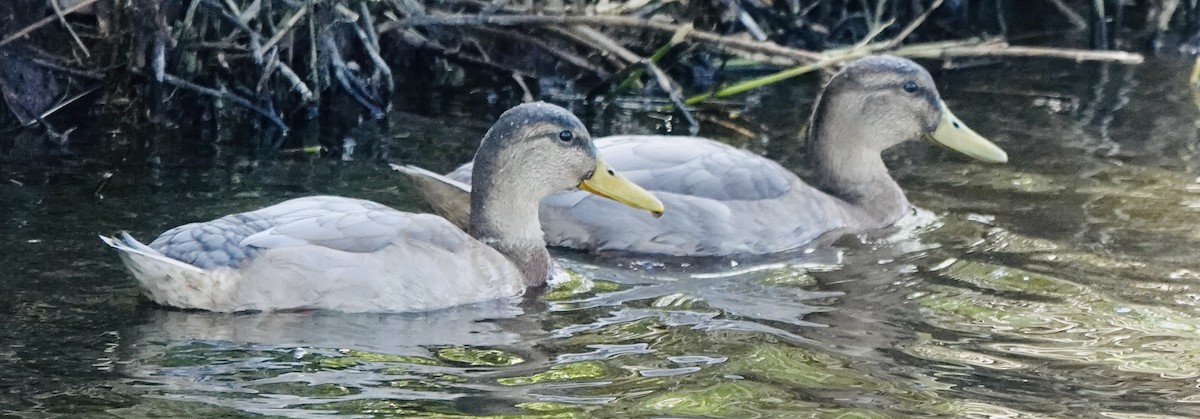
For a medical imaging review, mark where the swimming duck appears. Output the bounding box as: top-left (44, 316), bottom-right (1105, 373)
top-left (400, 56), bottom-right (1007, 256)
top-left (102, 103), bottom-right (665, 313)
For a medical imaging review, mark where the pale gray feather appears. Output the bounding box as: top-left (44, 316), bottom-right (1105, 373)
top-left (393, 164), bottom-right (472, 231)
top-left (446, 136), bottom-right (852, 256)
top-left (153, 196), bottom-right (469, 266)
top-left (111, 196), bottom-right (524, 312)
top-left (104, 101), bottom-right (615, 312)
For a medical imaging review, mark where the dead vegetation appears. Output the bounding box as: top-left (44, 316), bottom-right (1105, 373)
top-left (0, 0), bottom-right (1192, 152)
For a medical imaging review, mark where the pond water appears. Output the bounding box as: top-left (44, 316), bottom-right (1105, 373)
top-left (3, 57), bottom-right (1200, 418)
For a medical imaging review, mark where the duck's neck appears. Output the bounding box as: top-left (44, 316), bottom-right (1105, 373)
top-left (809, 107), bottom-right (910, 228)
top-left (468, 177), bottom-right (551, 287)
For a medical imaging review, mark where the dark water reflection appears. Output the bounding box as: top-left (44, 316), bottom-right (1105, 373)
top-left (4, 58), bottom-right (1200, 417)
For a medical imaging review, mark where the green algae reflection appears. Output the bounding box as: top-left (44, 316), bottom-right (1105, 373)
top-left (918, 259), bottom-right (1200, 380)
top-left (308, 349), bottom-right (440, 370)
top-left (498, 361), bottom-right (607, 386)
top-left (436, 347), bottom-right (525, 367)
top-left (543, 270), bottom-right (624, 301)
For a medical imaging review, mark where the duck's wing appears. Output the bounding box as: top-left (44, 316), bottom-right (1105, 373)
top-left (448, 136), bottom-right (794, 200)
top-left (588, 136), bottom-right (794, 200)
top-left (142, 196), bottom-right (413, 270)
top-left (448, 136), bottom-right (844, 256)
top-left (391, 164), bottom-right (472, 231)
top-left (111, 196), bottom-right (522, 312)
top-left (543, 136), bottom-right (844, 255)
top-left (236, 196), bottom-right (465, 253)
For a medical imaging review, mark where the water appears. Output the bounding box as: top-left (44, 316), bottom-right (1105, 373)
top-left (3, 58), bottom-right (1200, 417)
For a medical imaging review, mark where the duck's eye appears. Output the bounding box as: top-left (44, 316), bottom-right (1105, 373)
top-left (902, 81), bottom-right (919, 93)
top-left (558, 130), bottom-right (574, 142)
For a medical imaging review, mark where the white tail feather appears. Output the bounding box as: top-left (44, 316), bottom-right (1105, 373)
top-left (101, 233), bottom-right (237, 310)
top-left (100, 233), bottom-right (206, 274)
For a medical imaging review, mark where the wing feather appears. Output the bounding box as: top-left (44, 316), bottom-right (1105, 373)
top-left (442, 135), bottom-right (844, 256)
top-left (153, 196), bottom-right (474, 269)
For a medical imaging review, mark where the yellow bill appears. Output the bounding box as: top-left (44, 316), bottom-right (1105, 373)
top-left (928, 101), bottom-right (1008, 163)
top-left (579, 160), bottom-right (665, 217)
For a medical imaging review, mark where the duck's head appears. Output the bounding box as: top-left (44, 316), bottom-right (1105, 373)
top-left (813, 55), bottom-right (1007, 163)
top-left (472, 102), bottom-right (664, 216)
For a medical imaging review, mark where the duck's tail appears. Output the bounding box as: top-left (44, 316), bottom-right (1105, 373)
top-left (101, 232), bottom-right (213, 308)
top-left (101, 231), bottom-right (204, 271)
top-left (391, 163), bottom-right (472, 231)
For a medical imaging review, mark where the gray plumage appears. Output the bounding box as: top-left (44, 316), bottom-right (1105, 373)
top-left (103, 196), bottom-right (522, 313)
top-left (446, 136), bottom-right (847, 255)
top-left (103, 102), bottom-right (663, 313)
top-left (410, 56), bottom-right (1007, 257)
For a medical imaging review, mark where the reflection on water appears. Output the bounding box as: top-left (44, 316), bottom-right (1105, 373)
top-left (4, 58), bottom-right (1200, 417)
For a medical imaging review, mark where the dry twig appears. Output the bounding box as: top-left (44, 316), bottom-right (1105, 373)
top-left (379, 14), bottom-right (825, 64)
top-left (257, 6), bottom-right (307, 57)
top-left (471, 26), bottom-right (611, 77)
top-left (0, 0), bottom-right (99, 49)
top-left (567, 25), bottom-right (697, 129)
top-left (161, 73), bottom-right (287, 132)
top-left (47, 0), bottom-right (90, 57)
top-left (873, 0), bottom-right (945, 50)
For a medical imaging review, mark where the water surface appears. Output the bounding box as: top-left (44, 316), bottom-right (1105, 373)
top-left (3, 58), bottom-right (1200, 417)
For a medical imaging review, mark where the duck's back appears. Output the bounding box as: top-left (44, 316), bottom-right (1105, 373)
top-left (449, 136), bottom-right (848, 256)
top-left (112, 196), bottom-right (523, 312)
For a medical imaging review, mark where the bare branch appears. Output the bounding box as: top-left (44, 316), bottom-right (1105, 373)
top-left (161, 73), bottom-right (288, 133)
top-left (0, 0), bottom-right (99, 49)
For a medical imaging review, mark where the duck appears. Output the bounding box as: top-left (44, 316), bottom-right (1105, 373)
top-left (101, 102), bottom-right (665, 313)
top-left (398, 56), bottom-right (1007, 257)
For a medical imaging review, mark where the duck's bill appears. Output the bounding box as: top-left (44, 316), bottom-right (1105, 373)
top-left (579, 160), bottom-right (665, 217)
top-left (927, 101), bottom-right (1008, 163)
